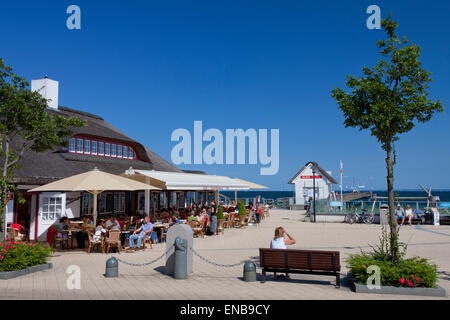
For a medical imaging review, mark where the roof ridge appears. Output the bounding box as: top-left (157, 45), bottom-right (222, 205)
top-left (58, 106), bottom-right (104, 120)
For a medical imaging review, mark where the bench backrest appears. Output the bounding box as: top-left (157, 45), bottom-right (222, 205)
top-left (259, 248), bottom-right (340, 272)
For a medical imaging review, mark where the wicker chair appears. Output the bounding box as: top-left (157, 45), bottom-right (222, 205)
top-left (88, 232), bottom-right (104, 254)
top-left (190, 221), bottom-right (204, 238)
top-left (105, 230), bottom-right (121, 254)
top-left (54, 231), bottom-right (70, 250)
top-left (142, 232), bottom-right (153, 250)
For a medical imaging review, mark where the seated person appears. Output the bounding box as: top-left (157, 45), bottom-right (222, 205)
top-left (270, 227), bottom-right (296, 279)
top-left (105, 216), bottom-right (121, 231)
top-left (76, 216), bottom-right (95, 249)
top-left (93, 219), bottom-right (107, 242)
top-left (57, 217), bottom-right (71, 238)
top-left (414, 208), bottom-right (425, 219)
top-left (395, 204), bottom-right (405, 225)
top-left (187, 211), bottom-right (197, 221)
top-left (128, 216), bottom-right (153, 251)
top-left (403, 205), bottom-right (414, 226)
top-left (168, 216), bottom-right (180, 227)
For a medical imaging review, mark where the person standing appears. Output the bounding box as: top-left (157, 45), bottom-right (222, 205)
top-left (209, 201), bottom-right (218, 236)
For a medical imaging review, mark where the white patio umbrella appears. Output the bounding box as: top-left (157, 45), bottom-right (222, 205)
top-left (233, 178), bottom-right (268, 203)
top-left (29, 168), bottom-right (159, 224)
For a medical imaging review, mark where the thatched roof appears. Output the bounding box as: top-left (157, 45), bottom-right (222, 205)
top-left (13, 106), bottom-right (181, 186)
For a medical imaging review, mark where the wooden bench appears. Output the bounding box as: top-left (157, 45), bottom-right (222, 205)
top-left (259, 248), bottom-right (341, 287)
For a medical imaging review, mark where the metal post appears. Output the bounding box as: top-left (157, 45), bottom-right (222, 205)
top-left (312, 166), bottom-right (316, 223)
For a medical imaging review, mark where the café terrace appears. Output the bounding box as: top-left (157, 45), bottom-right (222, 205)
top-left (6, 77), bottom-right (258, 241)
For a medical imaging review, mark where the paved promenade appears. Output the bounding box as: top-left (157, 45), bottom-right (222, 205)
top-left (1, 209), bottom-right (449, 300)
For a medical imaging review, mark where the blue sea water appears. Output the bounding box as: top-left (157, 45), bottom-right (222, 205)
top-left (221, 190), bottom-right (450, 202)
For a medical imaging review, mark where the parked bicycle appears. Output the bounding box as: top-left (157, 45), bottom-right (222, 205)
top-left (344, 209), bottom-right (374, 224)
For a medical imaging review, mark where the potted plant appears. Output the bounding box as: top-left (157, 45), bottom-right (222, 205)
top-left (217, 206), bottom-right (225, 234)
top-left (238, 201), bottom-right (247, 228)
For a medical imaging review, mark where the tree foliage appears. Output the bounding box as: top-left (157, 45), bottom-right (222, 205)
top-left (331, 15), bottom-right (443, 262)
top-left (0, 58), bottom-right (86, 236)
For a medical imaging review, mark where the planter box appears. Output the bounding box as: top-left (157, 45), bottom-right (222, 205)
top-left (350, 278), bottom-right (446, 297)
top-left (0, 263), bottom-right (53, 280)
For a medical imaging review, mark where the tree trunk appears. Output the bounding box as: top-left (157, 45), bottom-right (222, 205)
top-left (385, 142), bottom-right (398, 263)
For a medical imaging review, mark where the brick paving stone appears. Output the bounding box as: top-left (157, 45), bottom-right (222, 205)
top-left (1, 209), bottom-right (449, 300)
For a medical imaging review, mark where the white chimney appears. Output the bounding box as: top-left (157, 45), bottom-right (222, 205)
top-left (31, 76), bottom-right (59, 110)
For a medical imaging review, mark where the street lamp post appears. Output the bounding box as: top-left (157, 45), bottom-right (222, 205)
top-left (312, 165), bottom-right (317, 223)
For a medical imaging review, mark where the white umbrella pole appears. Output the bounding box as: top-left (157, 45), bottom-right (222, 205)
top-left (93, 192), bottom-right (98, 226)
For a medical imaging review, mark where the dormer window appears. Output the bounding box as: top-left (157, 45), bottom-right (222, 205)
top-left (98, 142), bottom-right (104, 156)
top-left (68, 136), bottom-right (138, 160)
top-left (77, 139), bottom-right (83, 153)
top-left (84, 140), bottom-right (90, 154)
top-left (69, 138), bottom-right (76, 152)
top-left (105, 143), bottom-right (110, 156)
top-left (92, 141), bottom-right (97, 155)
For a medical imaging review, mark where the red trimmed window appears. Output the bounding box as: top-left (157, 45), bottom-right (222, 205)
top-left (69, 136), bottom-right (138, 160)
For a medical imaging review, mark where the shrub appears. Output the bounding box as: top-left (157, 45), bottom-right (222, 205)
top-left (216, 206), bottom-right (224, 220)
top-left (347, 252), bottom-right (438, 288)
top-left (238, 201), bottom-right (246, 216)
top-left (0, 241), bottom-right (53, 272)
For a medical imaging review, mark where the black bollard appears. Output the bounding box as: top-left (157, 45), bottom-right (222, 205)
top-left (243, 261), bottom-right (256, 282)
top-left (105, 257), bottom-right (118, 278)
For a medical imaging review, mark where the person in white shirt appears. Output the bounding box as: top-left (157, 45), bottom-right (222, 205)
top-left (270, 226), bottom-right (296, 280)
top-left (93, 219), bottom-right (106, 242)
top-left (106, 216), bottom-right (121, 231)
top-left (403, 204), bottom-right (414, 226)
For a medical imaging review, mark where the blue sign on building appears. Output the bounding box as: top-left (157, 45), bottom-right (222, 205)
top-left (438, 202), bottom-right (450, 208)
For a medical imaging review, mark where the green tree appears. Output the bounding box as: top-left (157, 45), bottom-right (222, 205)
top-left (331, 15), bottom-right (443, 263)
top-left (0, 58), bottom-right (86, 240)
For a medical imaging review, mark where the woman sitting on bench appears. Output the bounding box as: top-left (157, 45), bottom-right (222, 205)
top-left (270, 227), bottom-right (296, 279)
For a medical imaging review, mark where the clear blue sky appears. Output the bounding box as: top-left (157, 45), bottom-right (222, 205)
top-left (1, 0), bottom-right (449, 190)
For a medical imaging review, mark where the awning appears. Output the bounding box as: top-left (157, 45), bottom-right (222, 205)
top-left (30, 168), bottom-right (159, 224)
top-left (122, 169), bottom-right (250, 191)
top-left (233, 178), bottom-right (268, 190)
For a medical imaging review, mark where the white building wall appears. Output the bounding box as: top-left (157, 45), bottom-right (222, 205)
top-left (37, 192), bottom-right (66, 241)
top-left (29, 194), bottom-right (37, 241)
top-left (5, 199), bottom-right (14, 225)
top-left (292, 165), bottom-right (334, 205)
top-left (65, 192), bottom-right (81, 219)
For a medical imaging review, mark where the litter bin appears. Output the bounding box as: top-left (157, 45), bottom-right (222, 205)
top-left (379, 204), bottom-right (389, 225)
top-left (174, 237), bottom-right (188, 279)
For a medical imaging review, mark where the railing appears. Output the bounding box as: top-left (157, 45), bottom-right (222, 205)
top-left (309, 199), bottom-right (434, 215)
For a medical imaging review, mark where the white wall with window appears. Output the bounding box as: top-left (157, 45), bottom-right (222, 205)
top-left (37, 192), bottom-right (66, 241)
